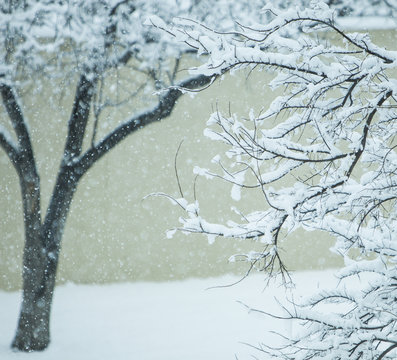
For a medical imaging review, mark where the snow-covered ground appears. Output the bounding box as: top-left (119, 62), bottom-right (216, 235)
top-left (1, 270), bottom-right (342, 360)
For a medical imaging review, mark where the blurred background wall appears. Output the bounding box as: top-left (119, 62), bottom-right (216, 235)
top-left (1, 29), bottom-right (394, 291)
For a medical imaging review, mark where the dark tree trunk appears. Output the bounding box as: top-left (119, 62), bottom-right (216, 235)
top-left (12, 166), bottom-right (79, 351)
top-left (11, 244), bottom-right (53, 351)
top-left (11, 174), bottom-right (49, 351)
top-left (6, 75), bottom-right (90, 351)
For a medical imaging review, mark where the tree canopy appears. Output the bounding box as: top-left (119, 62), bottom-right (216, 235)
top-left (157, 1), bottom-right (397, 358)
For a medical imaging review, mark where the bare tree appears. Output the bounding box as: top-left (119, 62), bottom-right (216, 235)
top-left (0, 0), bottom-right (271, 352)
top-left (156, 1), bottom-right (397, 358)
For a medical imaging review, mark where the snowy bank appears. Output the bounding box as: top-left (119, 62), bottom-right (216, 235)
top-left (0, 270), bottom-right (349, 360)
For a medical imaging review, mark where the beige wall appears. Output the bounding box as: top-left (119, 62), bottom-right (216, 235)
top-left (2, 29), bottom-right (394, 291)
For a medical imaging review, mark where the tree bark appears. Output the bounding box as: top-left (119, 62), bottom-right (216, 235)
top-left (12, 166), bottom-right (79, 351)
top-left (11, 174), bottom-right (47, 351)
top-left (4, 75), bottom-right (91, 351)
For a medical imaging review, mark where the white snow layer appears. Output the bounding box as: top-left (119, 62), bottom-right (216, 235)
top-left (0, 270), bottom-right (364, 360)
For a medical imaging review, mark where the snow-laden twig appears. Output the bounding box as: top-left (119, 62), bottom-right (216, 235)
top-left (155, 1), bottom-right (397, 358)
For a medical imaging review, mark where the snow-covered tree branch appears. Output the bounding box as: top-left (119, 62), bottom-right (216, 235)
top-left (157, 1), bottom-right (397, 358)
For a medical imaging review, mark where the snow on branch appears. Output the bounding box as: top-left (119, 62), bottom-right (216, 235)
top-left (158, 0), bottom-right (397, 256)
top-left (155, 1), bottom-right (397, 358)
